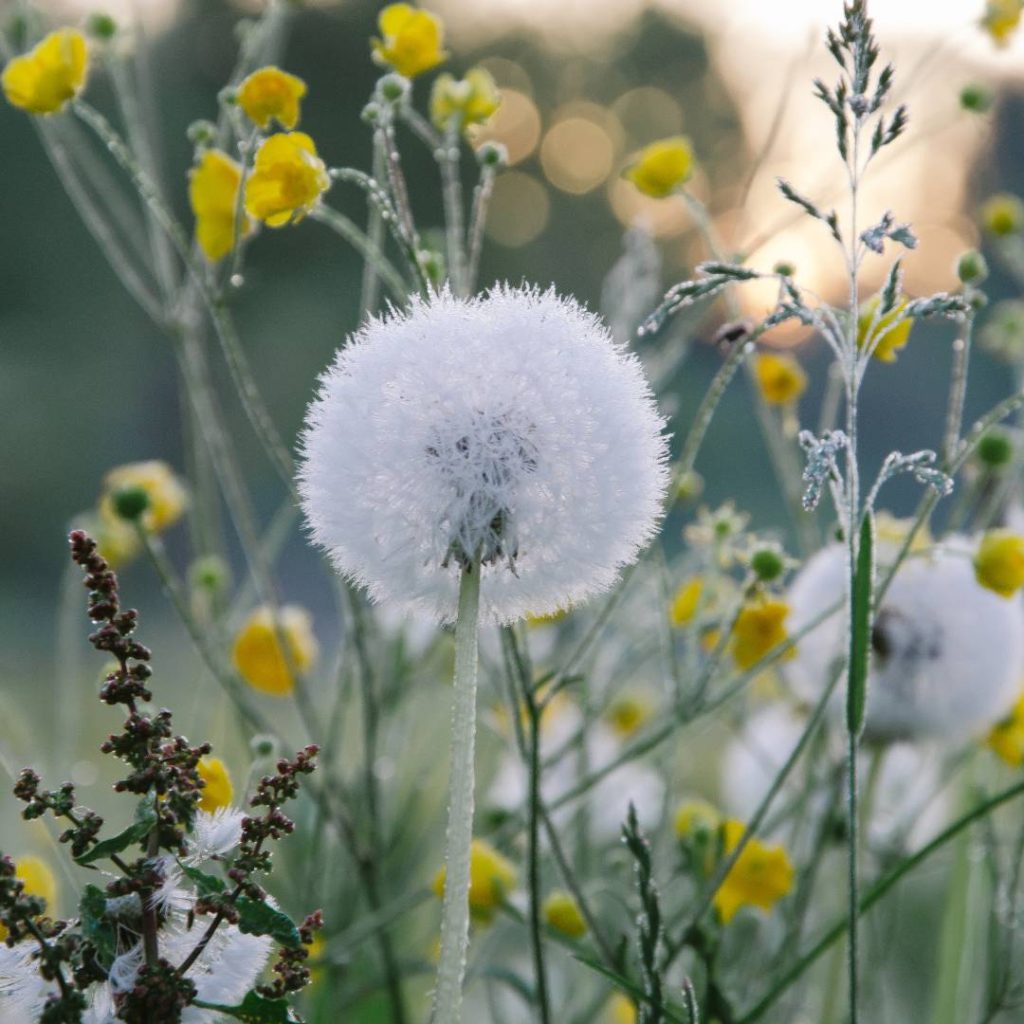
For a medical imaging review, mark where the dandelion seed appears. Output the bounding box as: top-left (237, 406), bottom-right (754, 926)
top-left (2, 29), bottom-right (87, 115)
top-left (299, 286), bottom-right (668, 624)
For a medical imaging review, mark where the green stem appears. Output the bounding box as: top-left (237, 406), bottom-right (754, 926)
top-left (737, 776), bottom-right (1024, 1023)
top-left (434, 560), bottom-right (482, 1024)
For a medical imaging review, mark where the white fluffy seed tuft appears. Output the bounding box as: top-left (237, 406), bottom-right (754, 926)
top-left (299, 285), bottom-right (669, 623)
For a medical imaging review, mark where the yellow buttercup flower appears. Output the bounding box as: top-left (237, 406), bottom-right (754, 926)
top-left (603, 993), bottom-right (637, 1024)
top-left (74, 511), bottom-right (141, 569)
top-left (371, 3), bottom-right (446, 79)
top-left (542, 890), bottom-right (587, 939)
top-left (670, 576), bottom-right (703, 627)
top-left (754, 352), bottom-right (807, 405)
top-left (430, 67), bottom-right (501, 132)
top-left (857, 295), bottom-right (913, 363)
top-left (731, 599), bottom-right (794, 670)
top-left (244, 132), bottom-right (330, 228)
top-left (2, 28), bottom-right (88, 115)
top-left (674, 798), bottom-right (720, 840)
top-left (713, 820), bottom-right (793, 924)
top-left (197, 756), bottom-right (234, 813)
top-left (232, 605), bottom-right (319, 696)
top-left (99, 461), bottom-right (188, 534)
top-left (987, 691), bottom-right (1024, 766)
top-left (982, 0), bottom-right (1023, 46)
top-left (982, 193), bottom-right (1024, 236)
top-left (237, 66), bottom-right (307, 131)
top-left (189, 150), bottom-right (252, 263)
top-left (623, 137), bottom-right (694, 198)
top-left (974, 530), bottom-right (1024, 597)
top-left (605, 693), bottom-right (653, 737)
top-left (432, 838), bottom-right (517, 922)
top-left (0, 856), bottom-right (58, 940)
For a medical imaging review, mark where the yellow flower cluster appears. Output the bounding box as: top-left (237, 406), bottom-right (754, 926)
top-left (731, 598), bottom-right (794, 670)
top-left (623, 137), bottom-right (694, 198)
top-left (197, 756), bottom-right (235, 813)
top-left (714, 820), bottom-right (794, 924)
top-left (0, 856), bottom-right (57, 940)
top-left (372, 3), bottom-right (447, 79)
top-left (982, 0), bottom-right (1023, 46)
top-left (988, 692), bottom-right (1024, 766)
top-left (974, 530), bottom-right (1024, 597)
top-left (754, 351), bottom-right (807, 405)
top-left (2, 28), bottom-right (88, 115)
top-left (857, 295), bottom-right (913, 363)
top-left (432, 838), bottom-right (517, 922)
top-left (232, 605), bottom-right (319, 696)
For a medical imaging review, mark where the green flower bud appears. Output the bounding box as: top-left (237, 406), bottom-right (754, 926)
top-left (251, 734), bottom-right (278, 759)
top-left (956, 249), bottom-right (989, 285)
top-left (377, 73), bottom-right (410, 106)
top-left (751, 547), bottom-right (785, 582)
top-left (476, 141), bottom-right (508, 169)
top-left (960, 83), bottom-right (994, 114)
top-left (110, 486), bottom-right (150, 522)
top-left (676, 470), bottom-right (704, 503)
top-left (187, 119), bottom-right (217, 147)
top-left (978, 430), bottom-right (1014, 468)
top-left (773, 260), bottom-right (796, 277)
top-left (86, 13), bottom-right (118, 40)
top-left (190, 555), bottom-right (230, 593)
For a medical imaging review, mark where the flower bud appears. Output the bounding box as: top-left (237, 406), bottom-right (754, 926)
top-left (187, 119), bottom-right (217, 147)
top-left (251, 734), bottom-right (278, 759)
top-left (956, 249), bottom-right (989, 285)
top-left (977, 429), bottom-right (1014, 469)
top-left (960, 83), bottom-right (995, 113)
top-left (751, 546), bottom-right (785, 582)
top-left (773, 260), bottom-right (796, 277)
top-left (110, 486), bottom-right (150, 522)
top-left (476, 140), bottom-right (508, 169)
top-left (376, 73), bottom-right (410, 106)
top-left (86, 13), bottom-right (118, 40)
top-left (982, 193), bottom-right (1024, 236)
top-left (190, 555), bottom-right (230, 593)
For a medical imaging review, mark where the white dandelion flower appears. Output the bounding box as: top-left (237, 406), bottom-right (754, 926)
top-left (786, 537), bottom-right (1024, 742)
top-left (0, 943), bottom-right (50, 1024)
top-left (185, 808), bottom-right (246, 865)
top-left (298, 285), bottom-right (669, 625)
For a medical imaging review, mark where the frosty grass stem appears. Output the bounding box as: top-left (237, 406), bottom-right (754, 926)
top-left (433, 559), bottom-right (482, 1023)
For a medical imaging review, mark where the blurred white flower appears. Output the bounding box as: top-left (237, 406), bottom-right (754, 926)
top-left (299, 286), bottom-right (668, 623)
top-left (488, 698), bottom-right (664, 839)
top-left (0, 943), bottom-right (49, 1024)
top-left (721, 705), bottom-right (948, 847)
top-left (785, 538), bottom-right (1024, 742)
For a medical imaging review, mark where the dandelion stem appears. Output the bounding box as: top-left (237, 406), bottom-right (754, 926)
top-left (434, 558), bottom-right (482, 1024)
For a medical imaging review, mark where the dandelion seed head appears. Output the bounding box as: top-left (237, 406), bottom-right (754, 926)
top-left (786, 538), bottom-right (1024, 742)
top-left (299, 286), bottom-right (668, 623)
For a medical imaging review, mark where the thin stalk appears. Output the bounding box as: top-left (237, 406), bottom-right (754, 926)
top-left (439, 121), bottom-right (467, 296)
top-left (467, 164), bottom-right (497, 293)
top-left (737, 775), bottom-right (1024, 1023)
top-left (360, 135), bottom-right (388, 314)
top-left (433, 559), bottom-right (483, 1024)
top-left (943, 320), bottom-right (974, 465)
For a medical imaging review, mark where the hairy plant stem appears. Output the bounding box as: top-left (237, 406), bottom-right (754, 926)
top-left (434, 559), bottom-right (482, 1024)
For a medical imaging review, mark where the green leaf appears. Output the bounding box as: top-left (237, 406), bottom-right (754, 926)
top-left (847, 512), bottom-right (875, 736)
top-left (179, 862), bottom-right (227, 899)
top-left (192, 992), bottom-right (303, 1023)
top-left (78, 885), bottom-right (117, 966)
top-left (75, 798), bottom-right (158, 866)
top-left (237, 897), bottom-right (302, 948)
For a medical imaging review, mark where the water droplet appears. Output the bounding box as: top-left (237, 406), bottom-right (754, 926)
top-left (230, 274), bottom-right (244, 289)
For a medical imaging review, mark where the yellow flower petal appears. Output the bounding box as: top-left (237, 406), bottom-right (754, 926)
top-left (189, 150), bottom-right (252, 262)
top-left (432, 838), bottom-right (517, 922)
top-left (542, 890), bottom-right (588, 938)
top-left (713, 820), bottom-right (793, 924)
top-left (0, 857), bottom-right (58, 940)
top-left (623, 136), bottom-right (694, 198)
top-left (99, 461), bottom-right (188, 534)
top-left (430, 67), bottom-right (501, 132)
top-left (244, 132), bottom-right (329, 227)
top-left (857, 295), bottom-right (913, 363)
top-left (237, 66), bottom-right (307, 130)
top-left (232, 605), bottom-right (319, 696)
top-left (754, 351), bottom-right (807, 405)
top-left (670, 576), bottom-right (703, 627)
top-left (2, 28), bottom-right (88, 115)
top-left (371, 3), bottom-right (446, 79)
top-left (197, 756), bottom-right (234, 812)
top-left (731, 599), bottom-right (794, 670)
top-left (975, 530), bottom-right (1024, 598)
